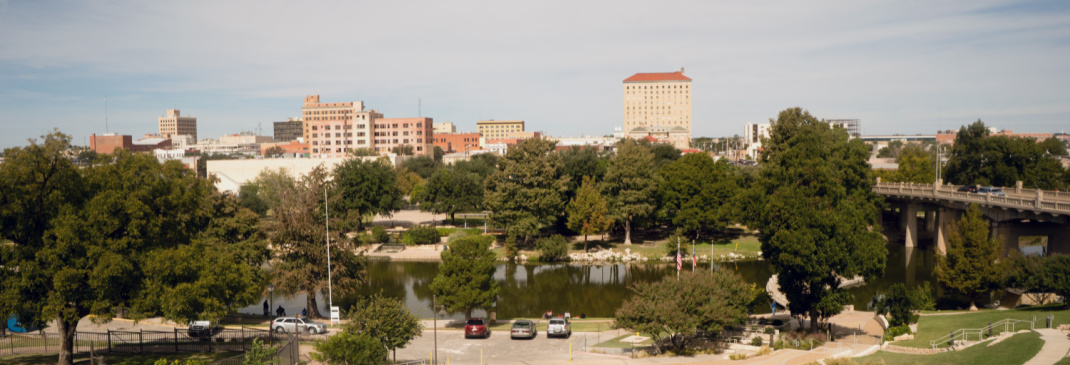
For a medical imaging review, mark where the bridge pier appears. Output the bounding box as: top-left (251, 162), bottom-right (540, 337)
top-left (899, 203), bottom-right (919, 248)
top-left (935, 208), bottom-right (951, 255)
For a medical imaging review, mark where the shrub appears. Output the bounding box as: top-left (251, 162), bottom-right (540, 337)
top-left (406, 225), bottom-right (441, 245)
top-left (371, 225), bottom-right (389, 244)
top-left (504, 236), bottom-right (518, 261)
top-left (876, 283), bottom-right (935, 327)
top-left (883, 325), bottom-right (912, 341)
top-left (310, 331), bottom-right (388, 365)
top-left (750, 336), bottom-right (763, 346)
top-left (536, 234), bottom-right (569, 262)
top-left (663, 229), bottom-right (688, 257)
top-left (764, 327), bottom-right (775, 335)
top-left (437, 227), bottom-right (483, 237)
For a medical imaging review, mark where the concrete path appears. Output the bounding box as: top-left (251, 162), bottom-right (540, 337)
top-left (1023, 328), bottom-right (1070, 365)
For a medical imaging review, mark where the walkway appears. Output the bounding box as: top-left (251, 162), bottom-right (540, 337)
top-left (1023, 328), bottom-right (1070, 365)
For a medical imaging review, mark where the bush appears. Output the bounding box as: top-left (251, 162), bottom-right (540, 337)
top-left (750, 336), bottom-right (763, 346)
top-left (310, 331), bottom-right (388, 365)
top-left (371, 225), bottom-right (389, 244)
top-left (436, 227), bottom-right (483, 237)
top-left (536, 234), bottom-right (569, 262)
top-left (764, 327), bottom-right (775, 335)
top-left (664, 229), bottom-right (688, 257)
top-left (876, 283), bottom-right (935, 327)
top-left (406, 225), bottom-right (441, 245)
top-left (883, 324), bottom-right (912, 341)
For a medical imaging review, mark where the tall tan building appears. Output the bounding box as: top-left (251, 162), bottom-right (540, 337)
top-left (158, 109), bottom-right (198, 141)
top-left (477, 120), bottom-right (524, 139)
top-left (301, 95), bottom-right (432, 157)
top-left (623, 69), bottom-right (692, 149)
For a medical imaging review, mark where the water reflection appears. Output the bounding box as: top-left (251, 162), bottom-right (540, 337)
top-left (242, 243), bottom-right (984, 319)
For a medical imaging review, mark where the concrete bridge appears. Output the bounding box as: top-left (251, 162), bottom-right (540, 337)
top-left (874, 181), bottom-right (1070, 256)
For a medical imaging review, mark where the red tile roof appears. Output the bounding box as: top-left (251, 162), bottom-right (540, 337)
top-left (624, 71), bottom-right (692, 82)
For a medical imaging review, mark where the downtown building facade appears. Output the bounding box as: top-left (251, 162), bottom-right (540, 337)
top-left (622, 69), bottom-right (692, 149)
top-left (301, 95), bottom-right (433, 158)
top-left (158, 109), bottom-right (198, 141)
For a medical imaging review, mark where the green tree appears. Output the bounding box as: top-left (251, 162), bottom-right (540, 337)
top-left (639, 140), bottom-right (681, 168)
top-left (345, 294), bottom-right (423, 362)
top-left (877, 140), bottom-right (904, 158)
top-left (263, 146), bottom-right (286, 158)
top-left (566, 175), bottom-right (613, 251)
top-left (256, 166), bottom-right (367, 319)
top-left (536, 234), bottom-right (569, 262)
top-left (484, 138), bottom-right (569, 245)
top-left (452, 153), bottom-right (499, 180)
top-left (944, 120), bottom-right (1067, 190)
top-left (398, 155), bottom-right (441, 179)
top-left (415, 167), bottom-right (483, 223)
top-left (892, 144), bottom-right (936, 184)
top-left (0, 133), bottom-right (263, 365)
top-left (739, 108), bottom-right (887, 333)
top-left (559, 146), bottom-right (607, 200)
top-left (1006, 253), bottom-right (1070, 305)
top-left (604, 139), bottom-right (659, 244)
top-left (875, 283), bottom-right (935, 327)
top-left (311, 331), bottom-right (388, 365)
top-left (242, 338), bottom-right (277, 365)
top-left (430, 235), bottom-right (499, 318)
top-left (615, 270), bottom-right (752, 353)
top-left (433, 145), bottom-right (445, 162)
top-left (395, 169), bottom-right (424, 196)
top-left (657, 153), bottom-right (738, 240)
top-left (332, 158), bottom-right (404, 231)
top-left (349, 147), bottom-right (379, 157)
top-left (936, 204), bottom-right (1007, 310)
top-left (391, 145), bottom-right (415, 156)
top-left (238, 182), bottom-right (269, 216)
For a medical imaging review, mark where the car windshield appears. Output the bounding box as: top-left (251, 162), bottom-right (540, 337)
top-left (466, 319), bottom-right (483, 326)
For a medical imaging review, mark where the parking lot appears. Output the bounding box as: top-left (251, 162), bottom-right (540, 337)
top-left (393, 328), bottom-right (628, 365)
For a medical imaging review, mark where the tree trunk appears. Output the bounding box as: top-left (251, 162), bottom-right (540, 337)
top-left (809, 309), bottom-right (820, 334)
top-left (465, 308), bottom-right (473, 320)
top-left (308, 294), bottom-right (323, 319)
top-left (583, 234), bottom-right (588, 252)
top-left (624, 220), bottom-right (632, 245)
top-left (57, 316), bottom-right (78, 365)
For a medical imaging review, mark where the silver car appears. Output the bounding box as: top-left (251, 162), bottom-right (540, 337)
top-left (546, 318), bottom-right (571, 338)
top-left (271, 317), bottom-right (327, 334)
top-left (510, 320), bottom-right (537, 339)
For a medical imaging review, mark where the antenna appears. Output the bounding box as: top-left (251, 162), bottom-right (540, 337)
top-left (418, 98), bottom-right (422, 117)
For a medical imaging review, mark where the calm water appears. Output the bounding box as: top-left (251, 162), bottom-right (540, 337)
top-left (243, 243), bottom-right (981, 320)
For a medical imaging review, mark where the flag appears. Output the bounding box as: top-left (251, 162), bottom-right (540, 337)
top-left (692, 252), bottom-right (697, 269)
top-left (676, 251), bottom-right (682, 272)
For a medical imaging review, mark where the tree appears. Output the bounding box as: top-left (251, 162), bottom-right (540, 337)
top-left (936, 204), bottom-right (1007, 310)
top-left (944, 120), bottom-right (1067, 190)
top-left (344, 294), bottom-right (423, 362)
top-left (615, 270), bottom-right (752, 353)
top-left (349, 147), bottom-right (379, 157)
top-left (391, 145), bottom-right (415, 156)
top-left (263, 146), bottom-right (286, 158)
top-left (603, 139), bottom-right (659, 244)
top-left (395, 169), bottom-right (424, 196)
top-left (1007, 254), bottom-right (1070, 305)
top-left (739, 108), bottom-right (887, 333)
top-left (433, 146), bottom-right (445, 162)
top-left (877, 140), bottom-right (904, 158)
top-left (311, 331), bottom-right (388, 365)
top-left (453, 153), bottom-right (499, 180)
top-left (238, 182), bottom-right (269, 216)
top-left (875, 283), bottom-right (935, 327)
top-left (535, 234), bottom-right (569, 262)
top-left (639, 140), bottom-right (681, 168)
top-left (559, 146), bottom-right (607, 201)
top-left (658, 153), bottom-right (738, 240)
top-left (415, 167), bottom-right (483, 223)
top-left (332, 158), bottom-right (404, 231)
top-left (430, 235), bottom-right (499, 319)
top-left (0, 133), bottom-right (264, 365)
top-left (398, 155), bottom-right (441, 179)
top-left (484, 138), bottom-right (569, 245)
top-left (566, 176), bottom-right (612, 251)
top-left (256, 166), bottom-right (367, 319)
top-left (242, 338), bottom-right (277, 365)
top-left (892, 144), bottom-right (935, 184)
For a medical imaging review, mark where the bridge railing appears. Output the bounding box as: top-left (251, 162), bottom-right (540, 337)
top-left (873, 182), bottom-right (1070, 215)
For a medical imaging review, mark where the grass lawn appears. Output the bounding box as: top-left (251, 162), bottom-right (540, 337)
top-left (857, 331), bottom-right (1043, 365)
top-left (1055, 356), bottom-right (1070, 365)
top-left (0, 351), bottom-right (239, 365)
top-left (892, 304), bottom-right (1069, 348)
top-left (592, 334), bottom-right (655, 348)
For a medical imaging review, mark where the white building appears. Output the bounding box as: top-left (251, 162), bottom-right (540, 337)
top-left (744, 123), bottom-right (771, 160)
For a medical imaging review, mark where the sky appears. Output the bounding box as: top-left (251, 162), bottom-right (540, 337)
top-left (1, 1), bottom-right (1068, 149)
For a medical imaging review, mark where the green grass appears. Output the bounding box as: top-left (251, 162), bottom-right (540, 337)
top-left (892, 304), bottom-right (1069, 348)
top-left (858, 331), bottom-right (1043, 365)
top-left (592, 334), bottom-right (655, 349)
top-left (1054, 355), bottom-right (1070, 365)
top-left (0, 351), bottom-right (239, 365)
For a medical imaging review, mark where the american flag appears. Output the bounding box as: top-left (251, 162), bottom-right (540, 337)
top-left (692, 252), bottom-right (697, 269)
top-left (676, 251), bottom-right (682, 271)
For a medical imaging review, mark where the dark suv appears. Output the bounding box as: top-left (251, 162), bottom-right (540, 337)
top-left (957, 185), bottom-right (978, 193)
top-left (464, 318), bottom-right (489, 339)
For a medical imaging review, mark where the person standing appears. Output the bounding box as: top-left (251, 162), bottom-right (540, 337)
top-left (263, 300), bottom-right (269, 317)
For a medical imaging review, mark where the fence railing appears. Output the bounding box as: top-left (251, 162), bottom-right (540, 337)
top-left (210, 334), bottom-right (300, 365)
top-left (874, 183), bottom-right (1070, 215)
top-left (0, 327), bottom-right (275, 357)
top-left (929, 318), bottom-right (1036, 349)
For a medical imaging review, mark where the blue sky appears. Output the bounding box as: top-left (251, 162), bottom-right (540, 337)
top-left (1, 1), bottom-right (1068, 149)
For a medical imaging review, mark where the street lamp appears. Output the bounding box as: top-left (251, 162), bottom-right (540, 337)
top-left (267, 284), bottom-right (275, 318)
top-left (324, 177), bottom-right (334, 313)
top-left (433, 294), bottom-right (447, 364)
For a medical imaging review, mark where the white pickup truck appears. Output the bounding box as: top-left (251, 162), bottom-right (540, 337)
top-left (546, 318), bottom-right (571, 338)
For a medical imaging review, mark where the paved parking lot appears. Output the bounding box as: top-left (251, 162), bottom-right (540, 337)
top-left (394, 329), bottom-right (626, 364)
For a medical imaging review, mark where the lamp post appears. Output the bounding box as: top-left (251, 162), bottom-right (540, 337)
top-left (267, 284), bottom-right (275, 318)
top-left (433, 294), bottom-right (446, 364)
top-left (325, 179), bottom-right (333, 313)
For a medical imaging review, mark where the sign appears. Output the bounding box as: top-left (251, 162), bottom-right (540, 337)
top-left (330, 306), bottom-right (341, 326)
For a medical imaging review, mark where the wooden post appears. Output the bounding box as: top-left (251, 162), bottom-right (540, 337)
top-left (174, 328), bottom-right (179, 353)
top-left (139, 330), bottom-right (143, 354)
top-left (242, 327), bottom-right (246, 352)
top-left (107, 330), bottom-right (112, 353)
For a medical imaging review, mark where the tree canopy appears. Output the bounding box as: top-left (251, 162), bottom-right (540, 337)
top-left (429, 235), bottom-right (499, 319)
top-left (484, 138), bottom-right (569, 244)
top-left (603, 139), bottom-right (659, 244)
top-left (415, 166), bottom-right (483, 223)
top-left (344, 294), bottom-right (423, 362)
top-left (657, 152), bottom-right (739, 240)
top-left (566, 175), bottom-right (613, 251)
top-left (944, 120), bottom-right (1068, 190)
top-left (936, 204), bottom-right (1006, 310)
top-left (332, 158), bottom-right (405, 230)
top-left (739, 107), bottom-right (887, 333)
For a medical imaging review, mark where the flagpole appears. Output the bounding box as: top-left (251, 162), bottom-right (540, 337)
top-left (691, 240), bottom-right (696, 272)
top-left (676, 237), bottom-right (681, 280)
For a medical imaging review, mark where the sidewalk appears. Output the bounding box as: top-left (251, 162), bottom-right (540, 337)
top-left (1023, 328), bottom-right (1070, 365)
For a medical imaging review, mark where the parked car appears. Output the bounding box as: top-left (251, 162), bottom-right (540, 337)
top-left (510, 320), bottom-right (537, 339)
top-left (978, 186), bottom-right (1007, 196)
top-left (187, 320), bottom-right (220, 338)
top-left (957, 185), bottom-right (978, 193)
top-left (271, 317), bottom-right (328, 334)
top-left (546, 318), bottom-right (571, 338)
top-left (465, 318), bottom-right (490, 339)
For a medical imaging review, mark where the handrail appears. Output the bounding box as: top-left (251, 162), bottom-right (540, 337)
top-left (874, 183), bottom-right (1070, 215)
top-left (929, 318), bottom-right (1035, 350)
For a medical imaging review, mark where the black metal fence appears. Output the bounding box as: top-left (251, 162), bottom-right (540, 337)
top-left (0, 327), bottom-right (275, 357)
top-left (209, 333), bottom-right (300, 365)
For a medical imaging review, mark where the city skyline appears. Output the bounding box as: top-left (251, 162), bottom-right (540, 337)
top-left (1, 1), bottom-right (1068, 149)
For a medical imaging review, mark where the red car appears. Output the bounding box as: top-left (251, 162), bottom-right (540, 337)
top-left (464, 318), bottom-right (490, 339)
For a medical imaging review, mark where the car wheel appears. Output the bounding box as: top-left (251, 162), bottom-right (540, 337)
top-left (276, 326), bottom-right (286, 334)
top-left (308, 327), bottom-right (318, 335)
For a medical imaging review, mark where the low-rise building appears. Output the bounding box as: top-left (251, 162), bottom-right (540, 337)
top-left (434, 132), bottom-right (481, 153)
top-left (158, 109), bottom-right (198, 141)
top-left (273, 118), bottom-right (303, 142)
top-left (477, 120), bottom-right (525, 140)
top-left (433, 122), bottom-right (456, 135)
top-left (90, 133), bottom-right (132, 154)
top-left (260, 140), bottom-right (311, 157)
